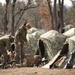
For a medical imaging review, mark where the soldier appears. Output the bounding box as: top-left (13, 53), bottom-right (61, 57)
top-left (14, 21), bottom-right (28, 66)
top-left (0, 34), bottom-right (14, 68)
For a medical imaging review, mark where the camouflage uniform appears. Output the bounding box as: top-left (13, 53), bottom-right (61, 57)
top-left (14, 24), bottom-right (28, 65)
top-left (0, 35), bottom-right (14, 66)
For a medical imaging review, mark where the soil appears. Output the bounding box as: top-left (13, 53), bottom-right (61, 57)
top-left (0, 67), bottom-right (75, 75)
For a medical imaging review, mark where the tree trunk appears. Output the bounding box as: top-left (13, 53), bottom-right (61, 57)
top-left (4, 0), bottom-right (9, 34)
top-left (61, 0), bottom-right (64, 28)
top-left (4, 4), bottom-right (8, 34)
top-left (54, 0), bottom-right (58, 31)
top-left (58, 0), bottom-right (64, 32)
top-left (47, 0), bottom-right (54, 29)
top-left (11, 0), bottom-right (16, 35)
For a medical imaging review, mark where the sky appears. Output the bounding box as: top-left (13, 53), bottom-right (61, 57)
top-left (52, 0), bottom-right (72, 7)
top-left (0, 0), bottom-right (73, 7)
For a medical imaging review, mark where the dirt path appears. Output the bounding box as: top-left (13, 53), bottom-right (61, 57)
top-left (0, 67), bottom-right (75, 75)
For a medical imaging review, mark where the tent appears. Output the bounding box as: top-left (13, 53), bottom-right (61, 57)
top-left (31, 30), bottom-right (46, 39)
top-left (61, 36), bottom-right (75, 69)
top-left (36, 30), bottom-right (67, 61)
top-left (66, 36), bottom-right (75, 54)
top-left (27, 27), bottom-right (38, 34)
top-left (63, 28), bottom-right (75, 37)
top-left (24, 30), bottom-right (46, 54)
top-left (42, 35), bottom-right (75, 69)
top-left (24, 34), bottom-right (38, 54)
top-left (61, 24), bottom-right (74, 33)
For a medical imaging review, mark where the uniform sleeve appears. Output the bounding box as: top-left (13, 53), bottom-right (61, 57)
top-left (15, 26), bottom-right (28, 43)
top-left (24, 30), bottom-right (27, 42)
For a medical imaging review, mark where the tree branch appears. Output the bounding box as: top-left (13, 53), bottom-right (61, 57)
top-left (70, 0), bottom-right (75, 8)
top-left (14, 5), bottom-right (38, 17)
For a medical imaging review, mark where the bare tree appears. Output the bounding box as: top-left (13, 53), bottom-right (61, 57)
top-left (53, 0), bottom-right (58, 30)
top-left (4, 0), bottom-right (10, 34)
top-left (47, 0), bottom-right (54, 29)
top-left (61, 0), bottom-right (64, 29)
top-left (58, 0), bottom-right (64, 32)
top-left (11, 0), bottom-right (17, 35)
top-left (15, 1), bottom-right (38, 31)
top-left (11, 0), bottom-right (38, 35)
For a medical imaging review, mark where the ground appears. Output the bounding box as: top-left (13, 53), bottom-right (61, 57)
top-left (0, 67), bottom-right (75, 75)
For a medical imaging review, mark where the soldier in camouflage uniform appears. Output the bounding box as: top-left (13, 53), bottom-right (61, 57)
top-left (0, 35), bottom-right (14, 68)
top-left (14, 21), bottom-right (28, 66)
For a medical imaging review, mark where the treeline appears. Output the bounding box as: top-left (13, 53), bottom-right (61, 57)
top-left (0, 0), bottom-right (75, 35)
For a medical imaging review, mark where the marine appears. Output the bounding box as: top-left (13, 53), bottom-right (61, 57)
top-left (14, 21), bottom-right (28, 66)
top-left (0, 34), bottom-right (14, 68)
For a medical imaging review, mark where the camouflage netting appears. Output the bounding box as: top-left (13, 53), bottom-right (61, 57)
top-left (24, 30), bottom-right (46, 54)
top-left (27, 27), bottom-right (38, 34)
top-left (63, 28), bottom-right (75, 37)
top-left (24, 34), bottom-right (37, 54)
top-left (63, 36), bottom-right (75, 68)
top-left (62, 24), bottom-right (74, 33)
top-left (31, 30), bottom-right (46, 39)
top-left (66, 36), bottom-right (75, 55)
top-left (37, 30), bottom-right (67, 61)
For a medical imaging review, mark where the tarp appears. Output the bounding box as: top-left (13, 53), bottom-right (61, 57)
top-left (63, 28), bottom-right (75, 37)
top-left (37, 30), bottom-right (67, 61)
